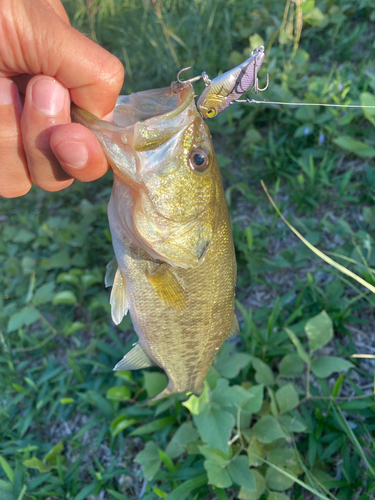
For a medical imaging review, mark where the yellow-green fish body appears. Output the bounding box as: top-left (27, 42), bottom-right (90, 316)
top-left (72, 83), bottom-right (237, 400)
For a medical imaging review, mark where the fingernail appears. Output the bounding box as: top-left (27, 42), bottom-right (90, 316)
top-left (32, 77), bottom-right (65, 116)
top-left (0, 78), bottom-right (14, 105)
top-left (54, 140), bottom-right (89, 169)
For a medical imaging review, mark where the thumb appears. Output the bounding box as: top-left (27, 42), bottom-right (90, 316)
top-left (1, 0), bottom-right (124, 117)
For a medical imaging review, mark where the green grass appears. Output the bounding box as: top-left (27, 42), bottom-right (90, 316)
top-left (1, 0), bottom-right (375, 499)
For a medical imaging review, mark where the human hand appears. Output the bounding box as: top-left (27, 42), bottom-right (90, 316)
top-left (0, 0), bottom-right (124, 198)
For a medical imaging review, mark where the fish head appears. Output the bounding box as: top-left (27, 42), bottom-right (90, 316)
top-left (72, 83), bottom-right (221, 268)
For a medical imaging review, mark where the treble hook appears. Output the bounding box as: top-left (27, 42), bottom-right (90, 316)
top-left (176, 67), bottom-right (211, 86)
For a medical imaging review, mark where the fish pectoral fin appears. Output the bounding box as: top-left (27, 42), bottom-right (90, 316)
top-left (146, 266), bottom-right (188, 310)
top-left (113, 343), bottom-right (155, 371)
top-left (105, 256), bottom-right (117, 288)
top-left (227, 314), bottom-right (240, 338)
top-left (110, 268), bottom-right (129, 325)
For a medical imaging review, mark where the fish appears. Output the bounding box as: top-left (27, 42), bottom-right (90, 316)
top-left (197, 45), bottom-right (266, 119)
top-left (71, 81), bottom-right (237, 401)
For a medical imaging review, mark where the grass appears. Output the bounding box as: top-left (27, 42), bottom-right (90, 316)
top-left (1, 0), bottom-right (375, 499)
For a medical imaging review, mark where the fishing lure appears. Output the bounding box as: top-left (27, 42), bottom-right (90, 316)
top-left (190, 45), bottom-right (269, 119)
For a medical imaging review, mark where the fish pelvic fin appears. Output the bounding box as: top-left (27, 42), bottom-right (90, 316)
top-left (110, 268), bottom-right (129, 325)
top-left (113, 342), bottom-right (155, 371)
top-left (227, 314), bottom-right (240, 338)
top-left (105, 256), bottom-right (117, 287)
top-left (145, 266), bottom-right (188, 310)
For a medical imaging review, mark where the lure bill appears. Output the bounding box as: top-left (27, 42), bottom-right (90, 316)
top-left (197, 45), bottom-right (267, 119)
top-left (72, 82), bottom-right (237, 401)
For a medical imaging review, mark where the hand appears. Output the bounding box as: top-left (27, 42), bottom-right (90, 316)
top-left (0, 0), bottom-right (124, 198)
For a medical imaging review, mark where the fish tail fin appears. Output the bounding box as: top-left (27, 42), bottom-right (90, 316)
top-left (149, 386), bottom-right (175, 403)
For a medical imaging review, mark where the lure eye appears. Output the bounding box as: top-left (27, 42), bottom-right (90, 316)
top-left (206, 109), bottom-right (216, 118)
top-left (189, 148), bottom-right (209, 172)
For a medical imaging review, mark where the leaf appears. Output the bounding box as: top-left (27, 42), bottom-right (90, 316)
top-left (211, 378), bottom-right (252, 409)
top-left (303, 7), bottom-right (326, 26)
top-left (266, 448), bottom-right (302, 491)
top-left (252, 357), bottom-right (274, 385)
top-left (23, 457), bottom-right (51, 473)
top-left (241, 385), bottom-right (264, 414)
top-left (165, 475), bottom-right (207, 500)
top-left (7, 307), bottom-right (40, 332)
top-left (0, 457), bottom-right (14, 483)
top-left (216, 352), bottom-right (252, 379)
top-left (310, 356), bottom-right (354, 378)
top-left (333, 136), bottom-right (375, 158)
top-left (238, 470), bottom-right (266, 500)
top-left (227, 455), bottom-right (255, 490)
top-left (52, 291), bottom-right (78, 305)
top-left (284, 328), bottom-right (310, 363)
top-left (110, 417), bottom-right (137, 437)
top-left (361, 92), bottom-right (375, 125)
top-left (182, 381), bottom-right (209, 415)
top-left (130, 416), bottom-right (175, 436)
top-left (279, 353), bottom-right (304, 377)
top-left (134, 441), bottom-right (161, 481)
top-left (275, 384), bottom-right (299, 413)
top-left (106, 386), bottom-right (131, 402)
top-left (251, 416), bottom-right (287, 443)
top-left (165, 423), bottom-right (199, 459)
top-left (194, 406), bottom-right (235, 452)
top-left (305, 311), bottom-right (333, 353)
top-left (74, 483), bottom-right (97, 500)
top-left (200, 446), bottom-right (232, 488)
top-left (143, 372), bottom-right (168, 399)
top-left (44, 442), bottom-right (64, 465)
top-left (32, 282), bottom-right (55, 306)
top-left (267, 493), bottom-right (290, 500)
top-left (265, 464), bottom-right (296, 491)
top-left (13, 229), bottom-right (35, 243)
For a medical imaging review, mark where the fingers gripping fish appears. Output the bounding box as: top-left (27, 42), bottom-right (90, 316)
top-left (72, 82), bottom-right (238, 401)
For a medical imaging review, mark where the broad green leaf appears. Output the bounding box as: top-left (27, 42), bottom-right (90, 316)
top-left (134, 441), bottom-right (161, 481)
top-left (182, 381), bottom-right (209, 415)
top-left (251, 416), bottom-right (287, 443)
top-left (0, 457), bottom-right (14, 483)
top-left (52, 291), bottom-right (78, 305)
top-left (275, 384), bottom-right (299, 413)
top-left (305, 311), bottom-right (333, 353)
top-left (248, 439), bottom-right (265, 467)
top-left (278, 415), bottom-right (307, 433)
top-left (32, 282), bottom-right (55, 306)
top-left (13, 229), bottom-right (35, 243)
top-left (227, 455), bottom-right (255, 490)
top-left (166, 423), bottom-right (199, 458)
top-left (242, 385), bottom-right (264, 414)
top-left (216, 352), bottom-right (252, 379)
top-left (7, 307), bottom-right (40, 332)
top-left (199, 445), bottom-right (231, 462)
top-left (279, 353), bottom-right (304, 377)
top-left (252, 357), bottom-right (274, 385)
top-left (311, 356), bottom-right (353, 378)
top-left (266, 448), bottom-right (302, 491)
top-left (204, 459), bottom-right (232, 488)
top-left (238, 470), bottom-right (266, 500)
top-left (65, 321), bottom-right (85, 336)
top-left (111, 418), bottom-right (137, 437)
top-left (303, 7), bottom-right (326, 26)
top-left (250, 33), bottom-right (264, 50)
top-left (23, 457), bottom-right (51, 472)
top-left (194, 406), bottom-right (235, 452)
top-left (106, 386), bottom-right (131, 402)
top-left (266, 464), bottom-right (296, 491)
top-left (0, 479), bottom-right (13, 492)
top-left (361, 92), bottom-right (375, 125)
top-left (333, 136), bottom-right (375, 158)
top-left (143, 372), bottom-right (168, 399)
top-left (211, 378), bottom-right (251, 409)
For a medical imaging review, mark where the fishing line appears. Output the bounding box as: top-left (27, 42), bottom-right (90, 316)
top-left (237, 99), bottom-right (375, 109)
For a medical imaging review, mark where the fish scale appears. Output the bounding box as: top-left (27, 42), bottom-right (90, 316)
top-left (72, 82), bottom-right (237, 400)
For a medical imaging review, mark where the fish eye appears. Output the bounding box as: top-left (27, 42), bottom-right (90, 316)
top-left (206, 109), bottom-right (216, 118)
top-left (189, 148), bottom-right (209, 172)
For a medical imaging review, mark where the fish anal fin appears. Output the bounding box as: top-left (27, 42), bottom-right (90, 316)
top-left (227, 314), bottom-right (239, 338)
top-left (113, 343), bottom-right (154, 371)
top-left (105, 256), bottom-right (117, 288)
top-left (110, 269), bottom-right (129, 325)
top-left (146, 266), bottom-right (188, 310)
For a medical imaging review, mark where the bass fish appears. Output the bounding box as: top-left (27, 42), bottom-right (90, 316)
top-left (72, 82), bottom-right (237, 401)
top-left (197, 45), bottom-right (266, 119)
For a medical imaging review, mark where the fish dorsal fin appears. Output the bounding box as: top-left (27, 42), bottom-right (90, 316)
top-left (110, 268), bottom-right (129, 325)
top-left (113, 343), bottom-right (155, 371)
top-left (227, 314), bottom-right (240, 338)
top-left (146, 266), bottom-right (188, 310)
top-left (105, 257), bottom-right (117, 288)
